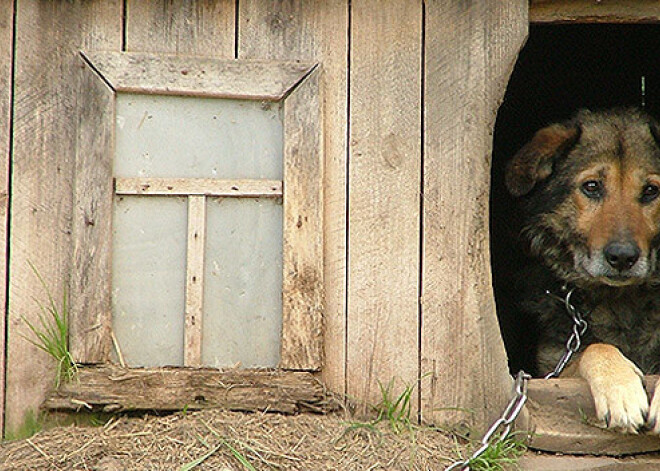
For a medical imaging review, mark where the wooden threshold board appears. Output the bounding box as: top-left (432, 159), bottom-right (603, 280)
top-left (44, 365), bottom-right (333, 415)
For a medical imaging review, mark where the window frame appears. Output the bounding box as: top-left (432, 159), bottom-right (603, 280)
top-left (70, 51), bottom-right (324, 375)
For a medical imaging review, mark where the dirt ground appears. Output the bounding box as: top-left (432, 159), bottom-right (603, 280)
top-left (0, 409), bottom-right (463, 470)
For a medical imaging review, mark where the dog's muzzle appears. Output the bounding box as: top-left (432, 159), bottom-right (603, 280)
top-left (577, 241), bottom-right (653, 286)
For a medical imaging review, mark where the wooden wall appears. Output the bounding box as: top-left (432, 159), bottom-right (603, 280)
top-left (1, 0), bottom-right (526, 435)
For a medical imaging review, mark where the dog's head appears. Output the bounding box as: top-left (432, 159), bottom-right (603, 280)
top-left (506, 108), bottom-right (660, 287)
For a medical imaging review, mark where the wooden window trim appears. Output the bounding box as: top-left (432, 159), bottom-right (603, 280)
top-left (70, 51), bottom-right (324, 386)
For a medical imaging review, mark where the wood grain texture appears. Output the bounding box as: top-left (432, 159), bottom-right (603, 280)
top-left (528, 376), bottom-right (660, 455)
top-left (184, 195), bottom-right (206, 366)
top-left (85, 51), bottom-right (314, 101)
top-left (238, 0), bottom-right (348, 391)
top-left (43, 365), bottom-right (330, 414)
top-left (420, 0), bottom-right (527, 430)
top-left (126, 0), bottom-right (235, 55)
top-left (530, 0), bottom-right (660, 24)
top-left (115, 178), bottom-right (283, 197)
top-left (0, 0), bottom-right (14, 436)
top-left (69, 57), bottom-right (115, 364)
top-left (280, 68), bottom-right (324, 370)
top-left (6, 1), bottom-right (121, 435)
top-left (347, 0), bottom-right (422, 412)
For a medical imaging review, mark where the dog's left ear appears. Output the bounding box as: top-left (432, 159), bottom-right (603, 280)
top-left (505, 123), bottom-right (581, 197)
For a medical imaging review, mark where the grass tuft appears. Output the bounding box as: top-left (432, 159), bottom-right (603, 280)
top-left (373, 378), bottom-right (415, 434)
top-left (459, 432), bottom-right (527, 471)
top-left (342, 377), bottom-right (418, 437)
top-left (21, 262), bottom-right (77, 387)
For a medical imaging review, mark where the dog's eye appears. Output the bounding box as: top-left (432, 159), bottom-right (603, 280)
top-left (581, 180), bottom-right (603, 199)
top-left (641, 184), bottom-right (660, 203)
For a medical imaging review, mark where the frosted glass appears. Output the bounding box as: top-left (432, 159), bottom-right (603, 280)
top-left (114, 94), bottom-right (283, 179)
top-left (202, 198), bottom-right (283, 368)
top-left (112, 196), bottom-right (187, 367)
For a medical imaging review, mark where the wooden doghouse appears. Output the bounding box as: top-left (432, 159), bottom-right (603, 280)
top-left (1, 0), bottom-right (660, 459)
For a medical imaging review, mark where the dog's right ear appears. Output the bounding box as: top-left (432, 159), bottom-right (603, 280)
top-left (505, 124), bottom-right (581, 197)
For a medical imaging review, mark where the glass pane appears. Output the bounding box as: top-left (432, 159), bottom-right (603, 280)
top-left (202, 198), bottom-right (283, 368)
top-left (115, 94), bottom-right (283, 179)
top-left (112, 196), bottom-right (187, 367)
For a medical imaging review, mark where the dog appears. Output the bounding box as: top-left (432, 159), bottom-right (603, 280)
top-left (505, 107), bottom-right (660, 434)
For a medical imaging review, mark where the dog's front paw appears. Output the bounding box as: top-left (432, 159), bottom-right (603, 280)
top-left (589, 371), bottom-right (648, 433)
top-left (579, 344), bottom-right (648, 433)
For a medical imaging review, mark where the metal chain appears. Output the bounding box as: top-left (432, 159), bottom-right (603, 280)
top-left (544, 289), bottom-right (588, 379)
top-left (444, 287), bottom-right (587, 471)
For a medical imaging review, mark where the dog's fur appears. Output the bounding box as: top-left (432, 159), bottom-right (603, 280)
top-left (506, 108), bottom-right (660, 433)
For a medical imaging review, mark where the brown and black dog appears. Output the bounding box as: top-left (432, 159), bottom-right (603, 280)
top-left (506, 108), bottom-right (660, 433)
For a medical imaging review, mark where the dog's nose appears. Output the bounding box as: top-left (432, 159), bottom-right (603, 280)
top-left (604, 242), bottom-right (640, 271)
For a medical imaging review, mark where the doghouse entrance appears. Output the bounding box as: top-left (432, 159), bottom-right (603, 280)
top-left (491, 23), bottom-right (660, 455)
top-left (492, 23), bottom-right (660, 375)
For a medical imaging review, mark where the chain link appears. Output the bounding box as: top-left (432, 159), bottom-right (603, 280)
top-left (444, 287), bottom-right (588, 471)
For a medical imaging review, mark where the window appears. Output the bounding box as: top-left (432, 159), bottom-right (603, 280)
top-left (61, 51), bottom-right (324, 411)
top-left (112, 94), bottom-right (285, 369)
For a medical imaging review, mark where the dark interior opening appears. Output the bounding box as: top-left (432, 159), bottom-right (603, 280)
top-left (491, 24), bottom-right (660, 375)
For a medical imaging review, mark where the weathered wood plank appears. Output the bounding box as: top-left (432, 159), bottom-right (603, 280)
top-left (347, 0), bottom-right (422, 412)
top-left (238, 0), bottom-right (348, 392)
top-left (115, 178), bottom-right (283, 197)
top-left (83, 51), bottom-right (314, 101)
top-left (7, 1), bottom-right (121, 435)
top-left (43, 365), bottom-right (330, 415)
top-left (528, 376), bottom-right (660, 455)
top-left (530, 0), bottom-right (660, 24)
top-left (280, 68), bottom-right (324, 370)
top-left (0, 0), bottom-right (14, 436)
top-left (421, 0), bottom-right (527, 430)
top-left (126, 0), bottom-right (235, 55)
top-left (69, 56), bottom-right (115, 365)
top-left (184, 196), bottom-right (206, 367)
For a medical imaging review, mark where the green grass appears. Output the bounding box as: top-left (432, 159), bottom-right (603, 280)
top-left (21, 262), bottom-right (77, 387)
top-left (342, 377), bottom-right (418, 436)
top-left (455, 432), bottom-right (527, 471)
top-left (373, 377), bottom-right (415, 434)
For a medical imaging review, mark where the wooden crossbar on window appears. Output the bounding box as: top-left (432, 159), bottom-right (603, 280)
top-left (114, 178), bottom-right (283, 197)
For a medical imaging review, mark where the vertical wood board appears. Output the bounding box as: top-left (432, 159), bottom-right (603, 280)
top-left (184, 195), bottom-right (206, 367)
top-left (281, 68), bottom-right (324, 370)
top-left (0, 0), bottom-right (14, 435)
top-left (126, 1), bottom-right (235, 55)
top-left (347, 0), bottom-right (422, 411)
top-left (238, 0), bottom-right (349, 391)
top-left (70, 57), bottom-right (115, 364)
top-left (7, 1), bottom-right (121, 435)
top-left (421, 0), bottom-right (527, 429)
